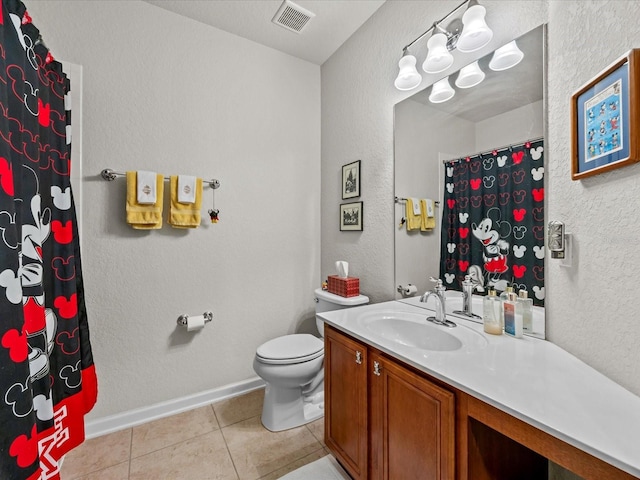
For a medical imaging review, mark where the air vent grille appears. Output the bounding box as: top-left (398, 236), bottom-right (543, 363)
top-left (272, 0), bottom-right (315, 34)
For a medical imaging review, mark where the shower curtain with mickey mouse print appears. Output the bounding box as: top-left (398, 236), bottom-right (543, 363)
top-left (439, 139), bottom-right (545, 307)
top-left (0, 1), bottom-right (97, 479)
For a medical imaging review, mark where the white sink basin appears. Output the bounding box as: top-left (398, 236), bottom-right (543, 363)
top-left (365, 318), bottom-right (462, 351)
top-left (355, 310), bottom-right (487, 353)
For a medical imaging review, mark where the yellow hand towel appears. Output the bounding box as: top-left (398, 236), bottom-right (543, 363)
top-left (405, 198), bottom-right (422, 231)
top-left (420, 199), bottom-right (436, 231)
top-left (168, 176), bottom-right (202, 228)
top-left (126, 171), bottom-right (164, 229)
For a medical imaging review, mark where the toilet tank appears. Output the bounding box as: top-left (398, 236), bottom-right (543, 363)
top-left (314, 288), bottom-right (369, 337)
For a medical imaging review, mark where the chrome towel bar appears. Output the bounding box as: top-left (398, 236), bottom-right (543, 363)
top-left (101, 168), bottom-right (220, 189)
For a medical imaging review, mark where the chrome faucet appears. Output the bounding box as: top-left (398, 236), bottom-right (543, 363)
top-left (453, 275), bottom-right (482, 320)
top-left (420, 277), bottom-right (456, 328)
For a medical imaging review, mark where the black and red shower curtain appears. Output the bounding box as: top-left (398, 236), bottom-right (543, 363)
top-left (439, 139), bottom-right (545, 306)
top-left (0, 1), bottom-right (97, 479)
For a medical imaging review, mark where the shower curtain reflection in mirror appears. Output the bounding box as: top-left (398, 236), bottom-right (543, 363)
top-left (439, 139), bottom-right (545, 306)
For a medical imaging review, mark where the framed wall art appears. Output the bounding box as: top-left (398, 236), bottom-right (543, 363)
top-left (571, 49), bottom-right (640, 180)
top-left (342, 160), bottom-right (361, 199)
top-left (340, 201), bottom-right (363, 231)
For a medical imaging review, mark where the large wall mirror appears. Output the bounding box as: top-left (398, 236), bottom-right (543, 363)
top-left (394, 25), bottom-right (546, 338)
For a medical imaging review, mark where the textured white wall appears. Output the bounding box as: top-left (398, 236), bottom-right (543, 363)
top-left (27, 1), bottom-right (321, 418)
top-left (545, 0), bottom-right (640, 396)
top-left (322, 0), bottom-right (640, 403)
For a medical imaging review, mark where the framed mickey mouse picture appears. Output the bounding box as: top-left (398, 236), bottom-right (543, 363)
top-left (571, 49), bottom-right (640, 180)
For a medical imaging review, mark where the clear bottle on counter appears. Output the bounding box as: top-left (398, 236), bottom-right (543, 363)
top-left (503, 291), bottom-right (523, 338)
top-left (518, 289), bottom-right (533, 333)
top-left (483, 289), bottom-right (502, 335)
top-left (499, 286), bottom-right (514, 331)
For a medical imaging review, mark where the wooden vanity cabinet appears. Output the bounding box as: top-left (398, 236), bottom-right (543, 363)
top-left (325, 325), bottom-right (455, 480)
top-left (325, 325), bottom-right (639, 480)
top-left (324, 325), bottom-right (368, 479)
top-left (369, 350), bottom-right (455, 480)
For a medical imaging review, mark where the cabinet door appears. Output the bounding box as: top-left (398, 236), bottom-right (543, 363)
top-left (370, 352), bottom-right (455, 480)
top-left (324, 326), bottom-right (368, 480)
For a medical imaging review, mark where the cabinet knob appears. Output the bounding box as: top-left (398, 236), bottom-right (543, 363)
top-left (355, 351), bottom-right (363, 364)
top-left (373, 361), bottom-right (382, 376)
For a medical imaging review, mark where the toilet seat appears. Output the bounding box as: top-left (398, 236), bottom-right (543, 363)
top-left (256, 334), bottom-right (324, 365)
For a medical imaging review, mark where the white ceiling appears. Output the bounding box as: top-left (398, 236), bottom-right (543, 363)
top-left (142, 0), bottom-right (387, 65)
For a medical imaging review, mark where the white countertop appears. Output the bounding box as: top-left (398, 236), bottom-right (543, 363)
top-left (318, 299), bottom-right (640, 478)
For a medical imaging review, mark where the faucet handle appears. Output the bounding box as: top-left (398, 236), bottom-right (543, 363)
top-left (461, 274), bottom-right (476, 292)
top-left (429, 277), bottom-right (446, 293)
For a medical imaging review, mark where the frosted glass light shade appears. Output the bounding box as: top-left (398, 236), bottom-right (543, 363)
top-left (489, 40), bottom-right (524, 71)
top-left (455, 61), bottom-right (485, 88)
top-left (422, 32), bottom-right (454, 74)
top-left (429, 77), bottom-right (455, 103)
top-left (456, 3), bottom-right (493, 53)
top-left (394, 53), bottom-right (422, 91)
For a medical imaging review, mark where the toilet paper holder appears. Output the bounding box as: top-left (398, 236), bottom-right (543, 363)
top-left (397, 284), bottom-right (417, 296)
top-left (177, 311), bottom-right (214, 327)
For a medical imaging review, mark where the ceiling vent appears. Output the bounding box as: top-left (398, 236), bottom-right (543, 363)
top-left (272, 0), bottom-right (315, 34)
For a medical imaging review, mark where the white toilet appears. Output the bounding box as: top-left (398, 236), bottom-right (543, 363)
top-left (253, 288), bottom-right (369, 431)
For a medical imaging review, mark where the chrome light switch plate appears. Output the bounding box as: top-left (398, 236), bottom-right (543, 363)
top-left (548, 221), bottom-right (565, 259)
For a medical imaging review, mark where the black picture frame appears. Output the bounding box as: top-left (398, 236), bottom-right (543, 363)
top-left (340, 201), bottom-right (363, 231)
top-left (342, 160), bottom-right (361, 199)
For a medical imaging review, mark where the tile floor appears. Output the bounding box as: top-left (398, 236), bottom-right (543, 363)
top-left (60, 388), bottom-right (330, 480)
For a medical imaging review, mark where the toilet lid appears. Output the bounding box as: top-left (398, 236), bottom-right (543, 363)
top-left (256, 334), bottom-right (324, 364)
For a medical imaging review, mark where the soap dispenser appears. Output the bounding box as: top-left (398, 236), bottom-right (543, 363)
top-left (482, 290), bottom-right (502, 335)
top-left (518, 289), bottom-right (533, 333)
top-left (503, 291), bottom-right (523, 338)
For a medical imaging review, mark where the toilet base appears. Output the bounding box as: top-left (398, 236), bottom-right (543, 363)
top-left (261, 385), bottom-right (324, 432)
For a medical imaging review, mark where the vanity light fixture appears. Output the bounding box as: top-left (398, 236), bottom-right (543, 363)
top-left (455, 60), bottom-right (485, 88)
top-left (429, 77), bottom-right (455, 103)
top-left (394, 0), bottom-right (493, 91)
top-left (394, 48), bottom-right (423, 91)
top-left (489, 40), bottom-right (525, 71)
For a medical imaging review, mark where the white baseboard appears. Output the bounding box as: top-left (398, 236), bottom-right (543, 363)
top-left (84, 377), bottom-right (266, 439)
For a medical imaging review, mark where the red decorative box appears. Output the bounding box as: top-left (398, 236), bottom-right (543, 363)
top-left (327, 275), bottom-right (360, 297)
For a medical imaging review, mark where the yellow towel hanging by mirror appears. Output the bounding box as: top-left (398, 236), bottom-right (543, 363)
top-left (405, 198), bottom-right (421, 231)
top-left (420, 199), bottom-right (436, 231)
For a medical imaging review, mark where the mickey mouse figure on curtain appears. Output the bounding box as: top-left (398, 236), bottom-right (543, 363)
top-left (470, 207), bottom-right (511, 292)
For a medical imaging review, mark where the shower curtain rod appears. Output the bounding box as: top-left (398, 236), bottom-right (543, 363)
top-left (441, 137), bottom-right (544, 164)
top-left (100, 168), bottom-right (221, 189)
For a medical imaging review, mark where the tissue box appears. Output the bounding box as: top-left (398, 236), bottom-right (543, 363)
top-left (327, 275), bottom-right (360, 297)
